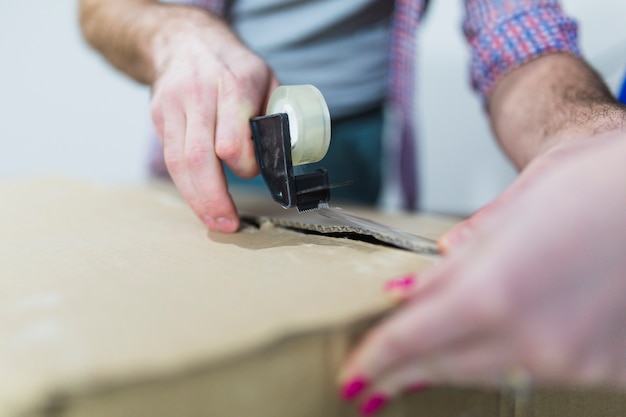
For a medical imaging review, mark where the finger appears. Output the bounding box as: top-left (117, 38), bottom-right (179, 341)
top-left (340, 252), bottom-right (509, 390)
top-left (381, 249), bottom-right (465, 303)
top-left (340, 279), bottom-right (466, 386)
top-left (214, 63), bottom-right (270, 178)
top-left (347, 363), bottom-right (430, 416)
top-left (185, 101), bottom-right (240, 233)
top-left (264, 76), bottom-right (281, 109)
top-left (438, 155), bottom-right (556, 253)
top-left (350, 335), bottom-right (512, 416)
top-left (159, 100), bottom-right (205, 220)
top-left (150, 96), bottom-right (166, 142)
top-left (437, 203), bottom-right (492, 254)
top-left (383, 274), bottom-right (419, 303)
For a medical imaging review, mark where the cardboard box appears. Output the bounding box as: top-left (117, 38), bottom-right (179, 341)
top-left (1, 178), bottom-right (624, 416)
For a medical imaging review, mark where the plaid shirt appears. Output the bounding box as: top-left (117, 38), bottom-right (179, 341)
top-left (159, 0), bottom-right (581, 209)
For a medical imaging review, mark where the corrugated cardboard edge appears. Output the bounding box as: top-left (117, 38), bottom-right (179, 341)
top-left (18, 313), bottom-right (382, 417)
top-left (252, 214), bottom-right (439, 254)
top-left (18, 311), bottom-right (507, 417)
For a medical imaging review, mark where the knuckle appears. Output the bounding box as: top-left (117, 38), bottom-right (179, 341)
top-left (215, 136), bottom-right (242, 162)
top-left (466, 285), bottom-right (510, 329)
top-left (219, 56), bottom-right (267, 97)
top-left (522, 345), bottom-right (565, 380)
top-left (155, 77), bottom-right (182, 102)
top-left (150, 104), bottom-right (164, 137)
top-left (217, 69), bottom-right (240, 97)
top-left (163, 149), bottom-right (184, 175)
top-left (185, 144), bottom-right (211, 171)
top-left (159, 69), bottom-right (210, 106)
top-left (244, 53), bottom-right (270, 76)
top-left (201, 195), bottom-right (227, 215)
top-left (181, 76), bottom-right (206, 103)
top-left (518, 328), bottom-right (576, 382)
top-left (149, 99), bottom-right (162, 121)
top-left (378, 324), bottom-right (412, 359)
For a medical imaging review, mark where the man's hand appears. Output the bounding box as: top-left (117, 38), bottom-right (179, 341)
top-left (339, 129), bottom-right (626, 412)
top-left (150, 19), bottom-right (279, 232)
top-left (80, 0), bottom-right (279, 232)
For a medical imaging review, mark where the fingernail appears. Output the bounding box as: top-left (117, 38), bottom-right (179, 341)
top-left (216, 217), bottom-right (236, 233)
top-left (384, 275), bottom-right (417, 293)
top-left (359, 394), bottom-right (388, 416)
top-left (202, 215), bottom-right (216, 229)
top-left (437, 235), bottom-right (450, 254)
top-left (340, 376), bottom-right (369, 401)
top-left (406, 382), bottom-right (430, 393)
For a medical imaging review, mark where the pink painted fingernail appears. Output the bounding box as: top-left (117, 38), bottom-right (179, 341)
top-left (359, 394), bottom-right (389, 416)
top-left (384, 275), bottom-right (417, 293)
top-left (406, 382), bottom-right (430, 393)
top-left (340, 376), bottom-right (369, 401)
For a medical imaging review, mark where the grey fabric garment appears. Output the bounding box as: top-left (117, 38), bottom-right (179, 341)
top-left (230, 0), bottom-right (394, 118)
top-left (226, 107), bottom-right (384, 205)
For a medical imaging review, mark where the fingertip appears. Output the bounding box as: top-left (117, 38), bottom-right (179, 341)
top-left (358, 393), bottom-right (389, 416)
top-left (339, 376), bottom-right (369, 402)
top-left (384, 274), bottom-right (417, 292)
top-left (217, 216), bottom-right (240, 233)
top-left (405, 381), bottom-right (431, 394)
top-left (203, 215), bottom-right (240, 233)
top-left (215, 133), bottom-right (243, 163)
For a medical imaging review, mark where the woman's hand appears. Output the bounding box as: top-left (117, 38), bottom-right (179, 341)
top-left (339, 129), bottom-right (626, 414)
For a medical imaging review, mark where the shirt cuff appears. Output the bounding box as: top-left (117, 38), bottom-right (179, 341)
top-left (465, 4), bottom-right (581, 101)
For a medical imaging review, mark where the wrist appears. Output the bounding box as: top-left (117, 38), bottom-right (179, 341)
top-left (150, 6), bottom-right (226, 81)
top-left (488, 53), bottom-right (626, 169)
top-left (535, 103), bottom-right (626, 160)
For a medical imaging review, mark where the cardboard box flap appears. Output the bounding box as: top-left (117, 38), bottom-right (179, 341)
top-left (6, 179), bottom-right (623, 417)
top-left (0, 178), bottom-right (449, 416)
top-left (234, 188), bottom-right (457, 253)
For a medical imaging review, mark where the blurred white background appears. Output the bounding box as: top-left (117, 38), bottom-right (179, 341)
top-left (1, 1), bottom-right (625, 215)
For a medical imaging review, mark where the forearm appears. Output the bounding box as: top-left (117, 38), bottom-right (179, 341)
top-left (487, 53), bottom-right (626, 169)
top-left (79, 0), bottom-right (230, 85)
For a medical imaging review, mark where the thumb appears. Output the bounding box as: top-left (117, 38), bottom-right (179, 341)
top-left (438, 155), bottom-right (553, 253)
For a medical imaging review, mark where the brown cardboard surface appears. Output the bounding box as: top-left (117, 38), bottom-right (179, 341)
top-left (0, 177), bottom-right (449, 416)
top-left (2, 178), bottom-right (625, 417)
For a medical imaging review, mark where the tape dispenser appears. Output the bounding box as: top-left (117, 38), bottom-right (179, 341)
top-left (250, 85), bottom-right (350, 212)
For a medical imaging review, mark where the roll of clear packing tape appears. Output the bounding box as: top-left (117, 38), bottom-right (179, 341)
top-left (266, 85), bottom-right (331, 166)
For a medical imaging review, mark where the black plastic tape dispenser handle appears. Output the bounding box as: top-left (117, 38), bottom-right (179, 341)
top-left (250, 85), bottom-right (347, 212)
